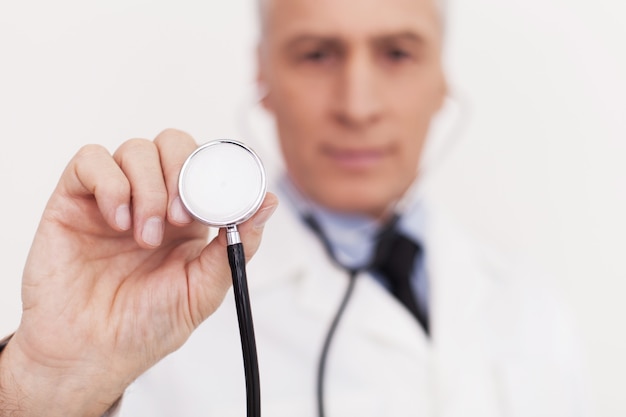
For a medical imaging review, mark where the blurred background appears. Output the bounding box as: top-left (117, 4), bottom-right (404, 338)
top-left (0, 0), bottom-right (624, 414)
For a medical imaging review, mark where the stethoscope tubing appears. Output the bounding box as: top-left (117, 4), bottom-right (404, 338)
top-left (227, 237), bottom-right (261, 417)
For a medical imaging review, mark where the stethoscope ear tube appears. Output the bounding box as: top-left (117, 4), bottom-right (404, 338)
top-left (227, 237), bottom-right (261, 417)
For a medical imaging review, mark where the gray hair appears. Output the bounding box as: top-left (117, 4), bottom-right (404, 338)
top-left (256, 0), bottom-right (447, 35)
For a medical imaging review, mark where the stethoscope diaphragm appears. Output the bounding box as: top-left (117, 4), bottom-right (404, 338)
top-left (178, 139), bottom-right (266, 227)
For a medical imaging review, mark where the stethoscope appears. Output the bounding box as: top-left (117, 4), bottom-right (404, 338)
top-left (178, 139), bottom-right (266, 417)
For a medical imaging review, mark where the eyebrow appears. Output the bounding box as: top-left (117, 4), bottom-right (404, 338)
top-left (283, 30), bottom-right (427, 49)
top-left (375, 31), bottom-right (426, 45)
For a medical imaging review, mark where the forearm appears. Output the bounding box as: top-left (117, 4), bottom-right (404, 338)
top-left (0, 335), bottom-right (121, 417)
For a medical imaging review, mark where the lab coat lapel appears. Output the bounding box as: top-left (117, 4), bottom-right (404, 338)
top-left (345, 273), bottom-right (430, 355)
top-left (428, 212), bottom-right (492, 345)
top-left (426, 210), bottom-right (502, 416)
top-left (247, 203), bottom-right (310, 291)
top-left (290, 215), bottom-right (431, 357)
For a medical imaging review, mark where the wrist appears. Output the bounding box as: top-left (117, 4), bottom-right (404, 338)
top-left (0, 333), bottom-right (123, 417)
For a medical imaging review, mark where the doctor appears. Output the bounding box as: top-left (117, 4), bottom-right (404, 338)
top-left (0, 0), bottom-right (586, 416)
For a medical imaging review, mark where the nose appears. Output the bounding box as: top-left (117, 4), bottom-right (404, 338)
top-left (333, 49), bottom-right (383, 128)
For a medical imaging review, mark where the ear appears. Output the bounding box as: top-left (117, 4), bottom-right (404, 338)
top-left (256, 44), bottom-right (272, 111)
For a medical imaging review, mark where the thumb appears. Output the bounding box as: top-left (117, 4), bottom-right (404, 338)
top-left (185, 193), bottom-right (279, 328)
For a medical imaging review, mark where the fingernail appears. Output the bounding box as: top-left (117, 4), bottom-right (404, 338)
top-left (253, 205), bottom-right (278, 230)
top-left (142, 217), bottom-right (164, 246)
top-left (170, 196), bottom-right (193, 224)
top-left (115, 205), bottom-right (132, 231)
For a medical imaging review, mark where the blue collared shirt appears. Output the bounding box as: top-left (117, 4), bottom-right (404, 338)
top-left (278, 176), bottom-right (430, 319)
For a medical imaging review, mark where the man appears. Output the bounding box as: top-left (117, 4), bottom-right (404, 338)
top-left (0, 0), bottom-right (586, 416)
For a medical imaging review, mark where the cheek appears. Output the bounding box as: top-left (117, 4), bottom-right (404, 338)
top-left (392, 76), bottom-right (444, 144)
top-left (387, 87), bottom-right (443, 184)
top-left (268, 68), bottom-right (331, 119)
top-left (390, 66), bottom-right (445, 112)
top-left (269, 80), bottom-right (330, 156)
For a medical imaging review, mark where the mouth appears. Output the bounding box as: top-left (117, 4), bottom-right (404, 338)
top-left (321, 145), bottom-right (390, 171)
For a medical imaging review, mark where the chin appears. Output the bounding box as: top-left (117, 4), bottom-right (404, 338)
top-left (315, 188), bottom-right (399, 219)
top-left (294, 170), bottom-right (413, 218)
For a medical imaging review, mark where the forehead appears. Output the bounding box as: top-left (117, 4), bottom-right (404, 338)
top-left (261, 0), bottom-right (442, 44)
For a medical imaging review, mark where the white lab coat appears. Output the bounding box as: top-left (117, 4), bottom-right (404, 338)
top-left (116, 196), bottom-right (587, 417)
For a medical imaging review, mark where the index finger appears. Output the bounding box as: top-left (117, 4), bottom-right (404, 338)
top-left (153, 129), bottom-right (198, 226)
top-left (59, 144), bottom-right (132, 232)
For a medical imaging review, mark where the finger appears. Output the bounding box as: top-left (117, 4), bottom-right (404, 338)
top-left (237, 192), bottom-right (280, 261)
top-left (153, 129), bottom-right (197, 226)
top-left (113, 139), bottom-right (168, 248)
top-left (60, 144), bottom-right (132, 232)
top-left (185, 193), bottom-right (279, 327)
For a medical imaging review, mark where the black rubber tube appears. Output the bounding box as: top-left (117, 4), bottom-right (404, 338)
top-left (316, 270), bottom-right (358, 417)
top-left (228, 242), bottom-right (261, 417)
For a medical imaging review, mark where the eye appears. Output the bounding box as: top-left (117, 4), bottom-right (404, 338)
top-left (386, 48), bottom-right (411, 62)
top-left (304, 51), bottom-right (330, 61)
top-left (302, 49), bottom-right (333, 63)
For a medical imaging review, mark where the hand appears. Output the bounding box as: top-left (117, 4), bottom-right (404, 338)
top-left (0, 129), bottom-right (278, 417)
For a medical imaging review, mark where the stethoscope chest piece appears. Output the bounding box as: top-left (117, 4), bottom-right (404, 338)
top-left (178, 139), bottom-right (266, 228)
top-left (178, 139), bottom-right (265, 417)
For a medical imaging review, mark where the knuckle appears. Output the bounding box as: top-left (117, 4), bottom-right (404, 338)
top-left (114, 138), bottom-right (154, 160)
top-left (75, 144), bottom-right (109, 161)
top-left (156, 127), bottom-right (186, 139)
top-left (155, 128), bottom-right (196, 147)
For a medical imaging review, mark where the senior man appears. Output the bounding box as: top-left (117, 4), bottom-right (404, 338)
top-left (0, 0), bottom-right (586, 416)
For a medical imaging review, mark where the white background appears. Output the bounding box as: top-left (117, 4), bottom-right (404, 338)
top-left (1, 0), bottom-right (624, 415)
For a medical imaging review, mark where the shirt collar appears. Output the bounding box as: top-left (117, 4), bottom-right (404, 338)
top-left (278, 174), bottom-right (427, 269)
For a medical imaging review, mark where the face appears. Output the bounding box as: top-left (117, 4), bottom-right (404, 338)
top-left (258, 0), bottom-right (447, 218)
